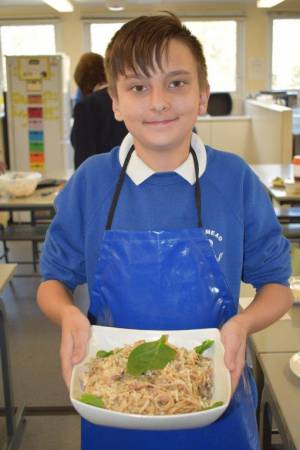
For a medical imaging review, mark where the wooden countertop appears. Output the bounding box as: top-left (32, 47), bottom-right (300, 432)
top-left (0, 264), bottom-right (16, 293)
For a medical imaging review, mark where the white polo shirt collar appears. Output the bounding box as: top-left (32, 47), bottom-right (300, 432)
top-left (119, 132), bottom-right (207, 185)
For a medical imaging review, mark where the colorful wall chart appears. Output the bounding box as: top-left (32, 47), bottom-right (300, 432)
top-left (27, 94), bottom-right (45, 171)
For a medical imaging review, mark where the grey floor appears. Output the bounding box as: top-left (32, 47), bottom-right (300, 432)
top-left (0, 242), bottom-right (89, 450)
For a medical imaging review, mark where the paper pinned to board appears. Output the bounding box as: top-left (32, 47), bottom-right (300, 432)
top-left (239, 297), bottom-right (291, 320)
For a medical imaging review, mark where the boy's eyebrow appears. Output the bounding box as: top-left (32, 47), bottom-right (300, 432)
top-left (124, 69), bottom-right (192, 80)
top-left (167, 70), bottom-right (192, 77)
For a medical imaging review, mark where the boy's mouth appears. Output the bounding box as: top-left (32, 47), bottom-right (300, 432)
top-left (143, 118), bottom-right (178, 127)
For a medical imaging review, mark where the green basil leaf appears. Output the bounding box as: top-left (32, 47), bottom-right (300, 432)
top-left (202, 401), bottom-right (224, 411)
top-left (96, 350), bottom-right (114, 358)
top-left (194, 339), bottom-right (214, 355)
top-left (80, 393), bottom-right (104, 408)
top-left (127, 335), bottom-right (176, 376)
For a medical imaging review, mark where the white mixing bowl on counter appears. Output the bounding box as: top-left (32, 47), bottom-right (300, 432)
top-left (0, 171), bottom-right (42, 197)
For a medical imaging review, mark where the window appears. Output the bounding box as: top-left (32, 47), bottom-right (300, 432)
top-left (90, 22), bottom-right (124, 57)
top-left (0, 24), bottom-right (56, 92)
top-left (183, 20), bottom-right (237, 92)
top-left (88, 18), bottom-right (241, 94)
top-left (272, 18), bottom-right (300, 90)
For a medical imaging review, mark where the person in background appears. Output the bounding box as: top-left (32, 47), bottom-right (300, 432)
top-left (73, 52), bottom-right (107, 102)
top-left (37, 13), bottom-right (293, 450)
top-left (71, 53), bottom-right (128, 169)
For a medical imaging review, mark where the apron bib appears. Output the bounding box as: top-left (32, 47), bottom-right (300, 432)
top-left (83, 147), bottom-right (260, 450)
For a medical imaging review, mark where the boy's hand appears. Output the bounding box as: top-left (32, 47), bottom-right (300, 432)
top-left (220, 316), bottom-right (248, 396)
top-left (60, 305), bottom-right (91, 389)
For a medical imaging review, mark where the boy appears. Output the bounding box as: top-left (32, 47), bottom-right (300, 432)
top-left (38, 13), bottom-right (293, 450)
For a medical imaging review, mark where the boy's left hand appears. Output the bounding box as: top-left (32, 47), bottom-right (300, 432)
top-left (220, 316), bottom-right (248, 395)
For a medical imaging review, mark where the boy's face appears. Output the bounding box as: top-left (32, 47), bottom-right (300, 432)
top-left (112, 39), bottom-right (209, 157)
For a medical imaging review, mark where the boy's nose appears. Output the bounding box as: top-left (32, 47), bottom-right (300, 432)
top-left (149, 88), bottom-right (169, 112)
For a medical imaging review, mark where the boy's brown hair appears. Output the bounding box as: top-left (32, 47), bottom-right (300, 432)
top-left (104, 13), bottom-right (208, 97)
top-left (74, 52), bottom-right (107, 96)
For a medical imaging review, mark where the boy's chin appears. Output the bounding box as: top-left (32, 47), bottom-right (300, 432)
top-left (140, 137), bottom-right (190, 153)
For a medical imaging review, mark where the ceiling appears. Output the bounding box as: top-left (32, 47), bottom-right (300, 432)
top-left (0, 0), bottom-right (256, 6)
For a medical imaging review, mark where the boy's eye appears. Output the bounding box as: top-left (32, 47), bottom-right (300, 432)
top-left (169, 80), bottom-right (187, 88)
top-left (131, 85), bottom-right (147, 92)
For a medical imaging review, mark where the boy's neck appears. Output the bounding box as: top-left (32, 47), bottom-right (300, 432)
top-left (134, 142), bottom-right (191, 172)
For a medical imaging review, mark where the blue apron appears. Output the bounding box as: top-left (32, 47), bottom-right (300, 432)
top-left (83, 147), bottom-right (260, 450)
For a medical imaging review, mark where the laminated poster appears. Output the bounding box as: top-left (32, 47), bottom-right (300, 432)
top-left (26, 80), bottom-right (43, 92)
top-left (18, 56), bottom-right (50, 81)
top-left (27, 105), bottom-right (45, 170)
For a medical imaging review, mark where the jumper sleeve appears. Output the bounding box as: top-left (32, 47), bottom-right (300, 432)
top-left (39, 170), bottom-right (87, 291)
top-left (241, 167), bottom-right (291, 289)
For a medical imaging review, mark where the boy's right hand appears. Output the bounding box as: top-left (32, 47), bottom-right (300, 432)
top-left (60, 305), bottom-right (91, 389)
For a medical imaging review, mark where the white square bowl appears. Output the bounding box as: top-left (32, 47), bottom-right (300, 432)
top-left (70, 326), bottom-right (231, 430)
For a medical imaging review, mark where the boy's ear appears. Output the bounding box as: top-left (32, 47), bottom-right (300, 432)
top-left (198, 84), bottom-right (210, 116)
top-left (111, 95), bottom-right (124, 122)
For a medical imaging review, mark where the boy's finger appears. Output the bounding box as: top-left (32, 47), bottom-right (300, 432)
top-left (71, 329), bottom-right (89, 364)
top-left (60, 328), bottom-right (75, 388)
top-left (223, 339), bottom-right (238, 372)
top-left (62, 363), bottom-right (72, 389)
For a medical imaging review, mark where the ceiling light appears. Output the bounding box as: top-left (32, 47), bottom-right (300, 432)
top-left (43, 0), bottom-right (74, 12)
top-left (106, 0), bottom-right (125, 11)
top-left (257, 0), bottom-right (285, 7)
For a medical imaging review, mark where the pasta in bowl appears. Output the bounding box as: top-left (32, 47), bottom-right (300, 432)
top-left (70, 326), bottom-right (231, 430)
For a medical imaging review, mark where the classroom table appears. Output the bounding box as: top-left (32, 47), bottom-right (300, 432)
top-left (0, 263), bottom-right (26, 450)
top-left (250, 165), bottom-right (300, 241)
top-left (251, 164), bottom-right (300, 205)
top-left (259, 353), bottom-right (300, 450)
top-left (0, 265), bottom-right (17, 291)
top-left (240, 298), bottom-right (300, 388)
top-left (0, 185), bottom-right (60, 213)
top-left (240, 297), bottom-right (300, 449)
top-left (0, 185), bottom-right (63, 272)
top-left (240, 298), bottom-right (300, 355)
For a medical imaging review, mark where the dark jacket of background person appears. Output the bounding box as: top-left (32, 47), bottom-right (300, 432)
top-left (71, 87), bottom-right (128, 169)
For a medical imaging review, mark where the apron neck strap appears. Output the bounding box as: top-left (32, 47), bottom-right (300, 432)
top-left (105, 145), bottom-right (134, 230)
top-left (190, 147), bottom-right (202, 228)
top-left (105, 145), bottom-right (202, 230)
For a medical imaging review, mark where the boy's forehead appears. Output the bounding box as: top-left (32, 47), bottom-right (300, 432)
top-left (120, 40), bottom-right (198, 79)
